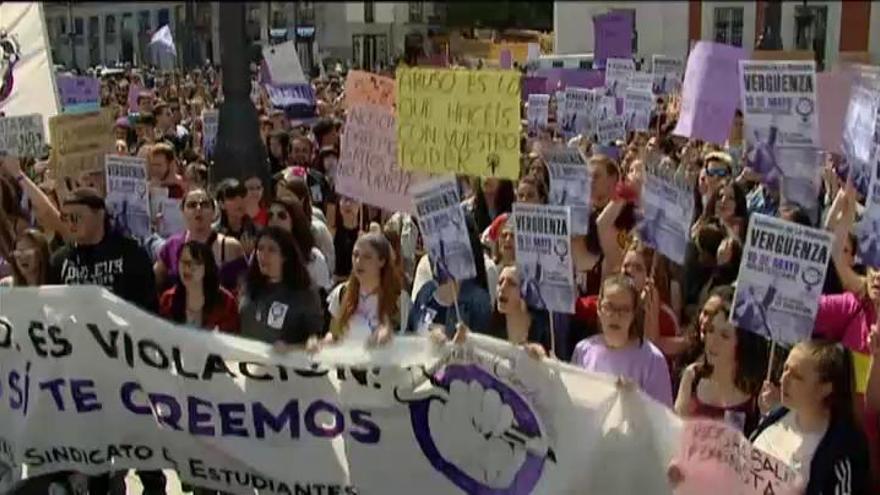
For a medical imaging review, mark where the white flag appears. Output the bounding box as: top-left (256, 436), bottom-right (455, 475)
top-left (149, 25), bottom-right (177, 57)
top-left (0, 2), bottom-right (60, 136)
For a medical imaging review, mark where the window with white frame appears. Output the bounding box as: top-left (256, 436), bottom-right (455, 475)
top-left (713, 7), bottom-right (743, 47)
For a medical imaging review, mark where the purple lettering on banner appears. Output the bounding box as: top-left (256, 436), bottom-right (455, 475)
top-left (593, 11), bottom-right (634, 69)
top-left (673, 41), bottom-right (746, 145)
top-left (264, 82), bottom-right (317, 120)
top-left (531, 69), bottom-right (605, 93)
top-left (522, 77), bottom-right (548, 101)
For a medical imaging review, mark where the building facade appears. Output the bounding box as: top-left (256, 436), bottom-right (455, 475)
top-left (554, 1), bottom-right (879, 70)
top-left (43, 2), bottom-right (444, 72)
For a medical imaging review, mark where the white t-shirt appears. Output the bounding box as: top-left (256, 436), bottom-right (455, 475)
top-left (311, 219), bottom-right (335, 275)
top-left (753, 411), bottom-right (827, 485)
top-left (328, 283), bottom-right (379, 344)
top-left (306, 247), bottom-right (331, 291)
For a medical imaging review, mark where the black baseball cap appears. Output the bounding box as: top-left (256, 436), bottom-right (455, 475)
top-left (63, 187), bottom-right (106, 210)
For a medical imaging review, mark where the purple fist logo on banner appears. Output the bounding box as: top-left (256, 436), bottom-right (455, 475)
top-left (0, 30), bottom-right (21, 103)
top-left (399, 364), bottom-right (554, 494)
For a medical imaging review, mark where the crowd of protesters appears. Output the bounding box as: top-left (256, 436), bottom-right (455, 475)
top-left (1, 58), bottom-right (878, 495)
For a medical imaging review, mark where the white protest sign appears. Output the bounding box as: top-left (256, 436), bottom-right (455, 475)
top-left (542, 145), bottom-right (591, 235)
top-left (262, 40), bottom-right (307, 85)
top-left (636, 163), bottom-right (695, 265)
top-left (412, 176), bottom-right (476, 282)
top-left (628, 71), bottom-right (655, 94)
top-left (149, 187), bottom-right (185, 238)
top-left (336, 105), bottom-right (424, 214)
top-left (856, 158), bottom-right (880, 267)
top-left (201, 109), bottom-right (218, 160)
top-left (0, 286), bottom-right (684, 494)
top-left (604, 58), bottom-right (635, 98)
top-left (624, 89), bottom-right (655, 132)
top-left (652, 55), bottom-right (683, 95)
top-left (561, 88), bottom-right (594, 138)
top-left (596, 95), bottom-right (618, 121)
top-left (0, 114), bottom-right (45, 158)
top-left (731, 214), bottom-right (832, 345)
top-left (739, 61), bottom-right (821, 207)
top-left (842, 82), bottom-right (880, 197)
top-left (555, 91), bottom-right (566, 129)
top-left (596, 116), bottom-right (626, 145)
top-left (104, 154), bottom-right (151, 239)
top-left (527, 94), bottom-right (550, 135)
top-left (513, 203), bottom-right (575, 314)
top-left (672, 419), bottom-right (802, 495)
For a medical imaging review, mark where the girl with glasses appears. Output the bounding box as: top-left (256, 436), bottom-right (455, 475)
top-left (154, 188), bottom-right (247, 294)
top-left (570, 274), bottom-right (673, 406)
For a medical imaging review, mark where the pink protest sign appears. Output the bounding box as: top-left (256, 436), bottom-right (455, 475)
top-left (818, 69), bottom-right (855, 154)
top-left (671, 419), bottom-right (802, 495)
top-left (673, 41), bottom-right (746, 144)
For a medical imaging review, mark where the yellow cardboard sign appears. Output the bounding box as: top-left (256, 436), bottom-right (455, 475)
top-left (48, 109), bottom-right (116, 178)
top-left (396, 68), bottom-right (521, 179)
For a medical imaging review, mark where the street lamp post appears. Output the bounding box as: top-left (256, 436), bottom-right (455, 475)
top-left (212, 2), bottom-right (269, 186)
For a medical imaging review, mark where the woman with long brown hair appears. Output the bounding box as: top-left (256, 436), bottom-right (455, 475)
top-left (322, 232), bottom-right (402, 347)
top-left (0, 229), bottom-right (51, 287)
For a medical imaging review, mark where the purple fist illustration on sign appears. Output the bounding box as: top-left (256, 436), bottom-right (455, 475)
top-left (398, 364), bottom-right (555, 494)
top-left (0, 30), bottom-right (22, 103)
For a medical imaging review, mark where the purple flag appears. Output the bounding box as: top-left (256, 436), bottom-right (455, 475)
top-left (523, 77), bottom-right (548, 101)
top-left (500, 49), bottom-right (512, 69)
top-left (673, 41), bottom-right (746, 145)
top-left (593, 11), bottom-right (633, 69)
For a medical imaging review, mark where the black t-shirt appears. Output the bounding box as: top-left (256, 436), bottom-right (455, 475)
top-left (307, 168), bottom-right (336, 213)
top-left (333, 225), bottom-right (359, 279)
top-left (49, 232), bottom-right (158, 313)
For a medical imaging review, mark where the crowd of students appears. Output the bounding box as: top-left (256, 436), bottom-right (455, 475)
top-left (1, 62), bottom-right (879, 495)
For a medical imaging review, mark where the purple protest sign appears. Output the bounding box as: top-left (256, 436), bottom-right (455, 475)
top-left (522, 77), bottom-right (548, 101)
top-left (593, 11), bottom-right (633, 69)
top-left (57, 75), bottom-right (100, 114)
top-left (531, 69), bottom-right (605, 93)
top-left (673, 41), bottom-right (746, 145)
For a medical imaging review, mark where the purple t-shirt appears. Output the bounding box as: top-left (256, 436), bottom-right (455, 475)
top-left (571, 335), bottom-right (673, 407)
top-left (159, 232), bottom-right (248, 292)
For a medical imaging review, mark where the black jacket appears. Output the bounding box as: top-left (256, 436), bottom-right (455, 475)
top-left (50, 232), bottom-right (158, 313)
top-left (750, 407), bottom-right (870, 495)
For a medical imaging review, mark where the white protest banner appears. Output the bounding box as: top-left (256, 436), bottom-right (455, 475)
top-left (513, 203), bottom-right (575, 314)
top-left (542, 145), bottom-right (591, 236)
top-left (624, 89), bottom-right (654, 132)
top-left (0, 286), bottom-right (685, 495)
top-left (527, 94), bottom-right (550, 136)
top-left (636, 162), bottom-right (695, 265)
top-left (0, 114), bottom-right (45, 158)
top-left (596, 116), bottom-right (626, 145)
top-left (149, 187), bottom-right (185, 238)
top-left (731, 214), bottom-right (832, 345)
top-left (201, 110), bottom-right (218, 161)
top-left (0, 3), bottom-right (60, 136)
top-left (739, 61), bottom-right (821, 207)
top-left (412, 176), bottom-right (476, 282)
top-left (652, 55), bottom-right (684, 95)
top-left (604, 58), bottom-right (635, 98)
top-left (628, 71), bottom-right (655, 94)
top-left (264, 83), bottom-right (316, 109)
top-left (336, 105), bottom-right (424, 214)
top-left (671, 419), bottom-right (802, 495)
top-left (841, 82), bottom-right (880, 198)
top-left (262, 40), bottom-right (307, 85)
top-left (104, 155), bottom-right (151, 239)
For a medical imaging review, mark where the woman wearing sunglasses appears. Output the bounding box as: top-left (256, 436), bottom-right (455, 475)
top-left (154, 188), bottom-right (247, 293)
top-left (266, 197), bottom-right (331, 294)
top-left (696, 152), bottom-right (733, 209)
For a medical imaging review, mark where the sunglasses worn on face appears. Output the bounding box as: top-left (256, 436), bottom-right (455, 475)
top-left (705, 168), bottom-right (730, 178)
top-left (185, 199), bottom-right (214, 210)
